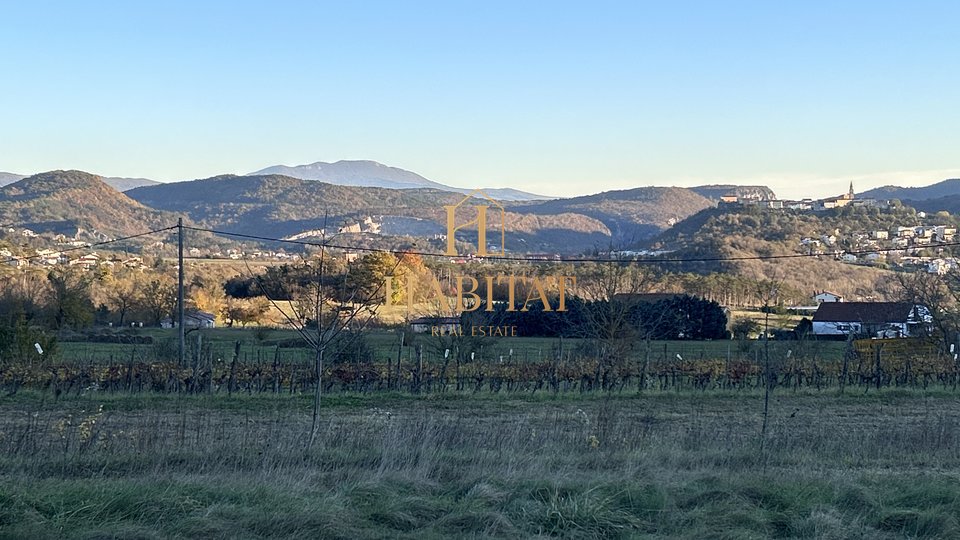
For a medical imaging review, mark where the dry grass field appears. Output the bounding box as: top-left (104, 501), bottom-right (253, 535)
top-left (2, 389), bottom-right (960, 538)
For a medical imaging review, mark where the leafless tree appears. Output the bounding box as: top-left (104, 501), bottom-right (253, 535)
top-left (752, 274), bottom-right (783, 451)
top-left (574, 260), bottom-right (657, 389)
top-left (895, 270), bottom-right (954, 351)
top-left (248, 240), bottom-right (403, 449)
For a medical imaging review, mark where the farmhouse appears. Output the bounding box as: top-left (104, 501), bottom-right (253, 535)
top-left (812, 302), bottom-right (931, 338)
top-left (410, 316), bottom-right (461, 335)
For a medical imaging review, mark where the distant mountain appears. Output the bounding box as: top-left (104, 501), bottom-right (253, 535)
top-left (103, 176), bottom-right (161, 191)
top-left (128, 174), bottom-right (457, 234)
top-left (251, 160), bottom-right (447, 190)
top-left (249, 160), bottom-right (548, 201)
top-left (478, 187), bottom-right (552, 202)
top-left (690, 185), bottom-right (777, 201)
top-left (860, 179), bottom-right (960, 201)
top-left (0, 172), bottom-right (26, 187)
top-left (2, 168), bottom-right (746, 254)
top-left (901, 196), bottom-right (960, 215)
top-left (0, 170), bottom-right (178, 238)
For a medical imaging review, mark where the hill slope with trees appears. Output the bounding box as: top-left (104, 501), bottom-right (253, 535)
top-left (643, 204), bottom-right (955, 301)
top-left (0, 170), bottom-right (179, 238)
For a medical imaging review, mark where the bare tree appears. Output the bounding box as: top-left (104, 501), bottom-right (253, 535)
top-left (574, 260), bottom-right (656, 390)
top-left (249, 242), bottom-right (403, 449)
top-left (752, 275), bottom-right (783, 452)
top-left (896, 270), bottom-right (955, 351)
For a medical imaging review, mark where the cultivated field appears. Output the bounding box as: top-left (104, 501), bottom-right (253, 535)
top-left (3, 329), bottom-right (960, 538)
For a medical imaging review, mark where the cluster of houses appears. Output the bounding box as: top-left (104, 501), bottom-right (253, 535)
top-left (2, 242), bottom-right (302, 268)
top-left (720, 183), bottom-right (888, 212)
top-left (1, 248), bottom-right (147, 270)
top-left (184, 247), bottom-right (298, 260)
top-left (6, 226), bottom-right (114, 244)
top-left (799, 224), bottom-right (958, 271)
top-left (715, 183), bottom-right (960, 273)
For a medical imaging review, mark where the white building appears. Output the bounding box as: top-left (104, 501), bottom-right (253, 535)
top-left (812, 302), bottom-right (931, 338)
top-left (814, 291), bottom-right (844, 303)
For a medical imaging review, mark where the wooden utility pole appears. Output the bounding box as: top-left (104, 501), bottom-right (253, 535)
top-left (177, 217), bottom-right (185, 367)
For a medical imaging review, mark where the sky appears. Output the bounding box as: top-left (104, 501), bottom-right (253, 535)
top-left (0, 1), bottom-right (958, 200)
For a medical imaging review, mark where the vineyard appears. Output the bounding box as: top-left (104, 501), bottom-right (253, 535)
top-left (5, 330), bottom-right (960, 538)
top-left (5, 332), bottom-right (960, 396)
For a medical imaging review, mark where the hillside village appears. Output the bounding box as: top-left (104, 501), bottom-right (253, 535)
top-left (719, 182), bottom-right (880, 211)
top-left (717, 183), bottom-right (960, 274)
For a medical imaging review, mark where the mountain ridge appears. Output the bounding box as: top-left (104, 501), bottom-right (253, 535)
top-left (859, 178), bottom-right (960, 201)
top-left (0, 171), bottom-right (158, 191)
top-left (249, 159), bottom-right (550, 201)
top-left (128, 174), bottom-right (730, 251)
top-left (0, 170), bottom-right (180, 238)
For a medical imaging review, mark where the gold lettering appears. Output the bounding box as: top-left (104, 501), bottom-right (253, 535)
top-left (521, 277), bottom-right (552, 312)
top-left (456, 275), bottom-right (481, 312)
top-left (556, 275), bottom-right (576, 312)
top-left (497, 274), bottom-right (521, 311)
top-left (484, 275), bottom-right (495, 311)
top-left (444, 204), bottom-right (490, 256)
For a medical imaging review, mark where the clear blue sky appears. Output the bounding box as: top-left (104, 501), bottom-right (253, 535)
top-left (1, 1), bottom-right (958, 199)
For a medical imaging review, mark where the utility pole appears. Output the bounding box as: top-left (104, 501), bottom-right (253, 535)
top-left (178, 217), bottom-right (185, 367)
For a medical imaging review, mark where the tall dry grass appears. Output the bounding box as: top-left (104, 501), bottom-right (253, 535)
top-left (2, 391), bottom-right (960, 537)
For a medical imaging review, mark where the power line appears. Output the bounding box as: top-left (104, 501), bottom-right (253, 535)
top-left (4, 221), bottom-right (957, 267)
top-left (182, 225), bottom-right (960, 265)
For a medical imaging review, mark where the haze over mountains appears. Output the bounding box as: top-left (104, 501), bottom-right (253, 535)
top-left (2, 161), bottom-right (960, 255)
top-left (124, 174), bottom-right (616, 251)
top-left (0, 172), bottom-right (26, 186)
top-left (249, 160), bottom-right (549, 202)
top-left (0, 168), bottom-right (741, 253)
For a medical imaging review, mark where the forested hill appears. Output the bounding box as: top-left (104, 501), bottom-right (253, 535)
top-left (126, 176), bottom-right (720, 251)
top-left (644, 203), bottom-right (957, 300)
top-left (125, 174), bottom-right (613, 251)
top-left (510, 186), bottom-right (715, 245)
top-left (653, 203), bottom-right (951, 252)
top-left (0, 170), bottom-right (179, 238)
top-left (860, 178), bottom-right (960, 201)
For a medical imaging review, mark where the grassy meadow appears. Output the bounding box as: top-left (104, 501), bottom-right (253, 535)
top-left (2, 388), bottom-right (960, 538)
